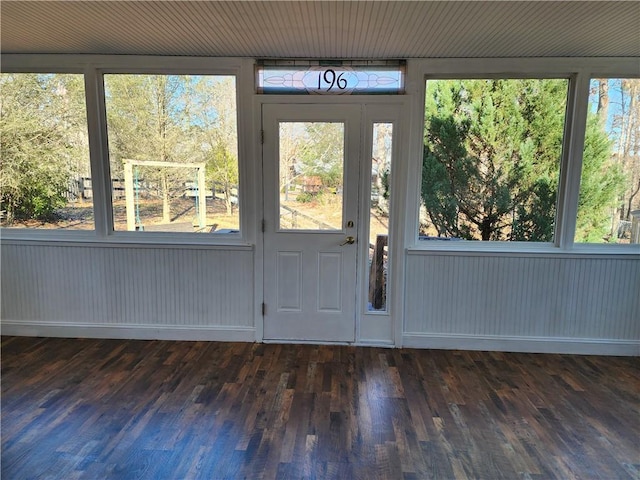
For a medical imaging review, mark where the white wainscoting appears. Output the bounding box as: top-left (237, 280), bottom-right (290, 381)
top-left (1, 243), bottom-right (255, 341)
top-left (404, 251), bottom-right (640, 355)
top-left (3, 243), bottom-right (639, 354)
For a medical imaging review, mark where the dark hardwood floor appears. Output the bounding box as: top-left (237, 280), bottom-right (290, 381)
top-left (1, 337), bottom-right (638, 480)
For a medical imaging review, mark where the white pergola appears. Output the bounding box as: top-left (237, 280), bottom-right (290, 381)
top-left (122, 159), bottom-right (207, 231)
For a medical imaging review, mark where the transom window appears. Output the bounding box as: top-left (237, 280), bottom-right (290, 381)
top-left (257, 60), bottom-right (405, 95)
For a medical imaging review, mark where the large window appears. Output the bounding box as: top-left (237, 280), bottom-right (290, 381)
top-left (419, 78), bottom-right (569, 242)
top-left (0, 73), bottom-right (92, 230)
top-left (103, 74), bottom-right (239, 233)
top-left (575, 78), bottom-right (640, 244)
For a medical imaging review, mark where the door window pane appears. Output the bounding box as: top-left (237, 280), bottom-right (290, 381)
top-left (1, 73), bottom-right (93, 230)
top-left (104, 74), bottom-right (239, 233)
top-left (419, 78), bottom-right (569, 242)
top-left (368, 123), bottom-right (392, 312)
top-left (575, 78), bottom-right (640, 244)
top-left (278, 122), bottom-right (344, 230)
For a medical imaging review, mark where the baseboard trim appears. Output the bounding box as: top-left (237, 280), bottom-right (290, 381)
top-left (0, 320), bottom-right (256, 342)
top-left (402, 333), bottom-right (640, 356)
top-left (2, 322), bottom-right (637, 355)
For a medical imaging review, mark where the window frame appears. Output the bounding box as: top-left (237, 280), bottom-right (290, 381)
top-left (1, 54), bottom-right (255, 247)
top-left (406, 57), bottom-right (640, 255)
top-left (419, 74), bottom-right (571, 247)
top-left (2, 55), bottom-right (638, 255)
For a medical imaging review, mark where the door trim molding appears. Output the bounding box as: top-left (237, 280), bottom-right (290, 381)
top-left (255, 96), bottom-right (410, 346)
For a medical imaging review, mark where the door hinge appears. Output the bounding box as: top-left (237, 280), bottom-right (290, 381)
top-left (261, 219), bottom-right (266, 233)
top-left (260, 130), bottom-right (264, 144)
top-left (261, 303), bottom-right (266, 316)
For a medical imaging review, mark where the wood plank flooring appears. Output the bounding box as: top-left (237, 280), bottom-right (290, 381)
top-left (1, 336), bottom-right (639, 479)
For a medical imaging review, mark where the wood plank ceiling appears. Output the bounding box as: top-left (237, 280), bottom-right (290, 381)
top-left (2, 1), bottom-right (639, 59)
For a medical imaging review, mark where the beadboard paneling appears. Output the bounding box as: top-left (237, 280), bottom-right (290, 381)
top-left (404, 253), bottom-right (640, 341)
top-left (3, 2), bottom-right (639, 58)
top-left (1, 244), bottom-right (254, 329)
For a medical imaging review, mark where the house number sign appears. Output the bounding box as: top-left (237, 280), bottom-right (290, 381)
top-left (317, 68), bottom-right (351, 93)
top-left (257, 62), bottom-right (405, 95)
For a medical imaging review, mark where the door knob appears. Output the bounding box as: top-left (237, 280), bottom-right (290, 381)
top-left (340, 236), bottom-right (355, 246)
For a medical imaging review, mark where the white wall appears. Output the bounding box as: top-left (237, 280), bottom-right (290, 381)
top-left (4, 242), bottom-right (638, 355)
top-left (1, 242), bottom-right (255, 341)
top-left (2, 54), bottom-right (639, 355)
top-left (403, 251), bottom-right (640, 355)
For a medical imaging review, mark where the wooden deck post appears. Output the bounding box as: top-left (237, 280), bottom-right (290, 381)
top-left (197, 164), bottom-right (207, 229)
top-left (631, 210), bottom-right (640, 244)
top-left (123, 160), bottom-right (135, 231)
top-left (369, 234), bottom-right (388, 310)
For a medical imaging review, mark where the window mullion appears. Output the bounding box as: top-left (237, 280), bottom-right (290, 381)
top-left (84, 67), bottom-right (113, 237)
top-left (555, 72), bottom-right (591, 249)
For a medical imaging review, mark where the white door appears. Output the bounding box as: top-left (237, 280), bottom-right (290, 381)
top-left (262, 104), bottom-right (361, 342)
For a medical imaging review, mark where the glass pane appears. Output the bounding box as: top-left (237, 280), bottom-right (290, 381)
top-left (257, 64), bottom-right (405, 95)
top-left (278, 122), bottom-right (344, 230)
top-left (104, 74), bottom-right (239, 233)
top-left (419, 78), bottom-right (569, 242)
top-left (575, 78), bottom-right (640, 244)
top-left (368, 123), bottom-right (392, 312)
top-left (1, 73), bottom-right (93, 230)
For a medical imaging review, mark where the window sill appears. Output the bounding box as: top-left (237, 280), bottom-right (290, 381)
top-left (0, 229), bottom-right (253, 250)
top-left (408, 240), bottom-right (640, 258)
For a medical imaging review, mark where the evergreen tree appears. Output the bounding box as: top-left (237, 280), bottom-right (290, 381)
top-left (421, 79), bottom-right (618, 241)
top-left (583, 78), bottom-right (640, 242)
top-left (575, 113), bottom-right (624, 242)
